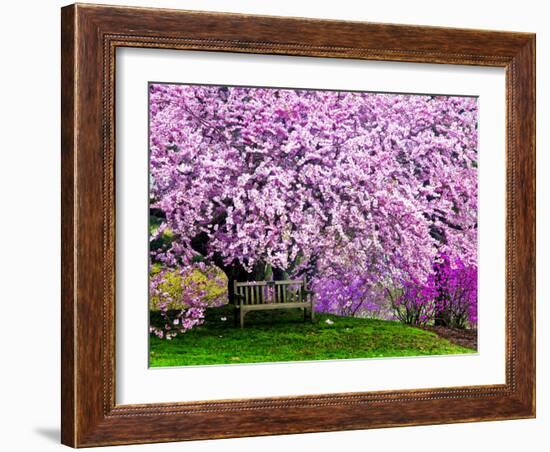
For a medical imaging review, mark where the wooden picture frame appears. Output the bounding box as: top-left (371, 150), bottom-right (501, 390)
top-left (61, 3), bottom-right (535, 447)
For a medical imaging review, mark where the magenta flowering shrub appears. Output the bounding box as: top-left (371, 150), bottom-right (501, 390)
top-left (389, 277), bottom-right (437, 325)
top-left (149, 83), bottom-right (479, 335)
top-left (389, 254), bottom-right (478, 328)
top-left (313, 277), bottom-right (390, 318)
top-left (432, 253), bottom-right (478, 328)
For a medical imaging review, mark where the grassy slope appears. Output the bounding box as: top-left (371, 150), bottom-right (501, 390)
top-left (149, 305), bottom-right (475, 367)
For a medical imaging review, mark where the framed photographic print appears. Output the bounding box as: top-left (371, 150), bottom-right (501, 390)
top-left (61, 3), bottom-right (535, 447)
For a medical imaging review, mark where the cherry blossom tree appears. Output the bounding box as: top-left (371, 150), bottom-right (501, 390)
top-left (149, 83), bottom-right (478, 321)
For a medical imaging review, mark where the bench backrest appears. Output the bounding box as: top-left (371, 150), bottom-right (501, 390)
top-left (234, 280), bottom-right (306, 305)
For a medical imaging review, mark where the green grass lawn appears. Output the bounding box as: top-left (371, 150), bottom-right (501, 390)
top-left (149, 305), bottom-right (475, 367)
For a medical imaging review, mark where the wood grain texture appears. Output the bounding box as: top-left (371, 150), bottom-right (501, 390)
top-left (60, 3), bottom-right (536, 447)
top-left (60, 5), bottom-right (76, 447)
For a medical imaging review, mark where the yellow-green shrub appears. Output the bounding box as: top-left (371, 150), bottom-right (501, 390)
top-left (149, 263), bottom-right (228, 311)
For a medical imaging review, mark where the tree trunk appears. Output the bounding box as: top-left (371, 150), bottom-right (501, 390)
top-left (272, 267), bottom-right (287, 281)
top-left (227, 277), bottom-right (238, 306)
top-left (220, 261), bottom-right (266, 305)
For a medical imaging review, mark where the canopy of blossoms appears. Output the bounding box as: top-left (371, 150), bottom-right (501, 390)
top-left (149, 83), bottom-right (478, 331)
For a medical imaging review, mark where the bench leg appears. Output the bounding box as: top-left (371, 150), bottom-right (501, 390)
top-left (240, 309), bottom-right (245, 329)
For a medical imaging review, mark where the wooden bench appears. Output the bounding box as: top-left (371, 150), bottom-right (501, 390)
top-left (233, 279), bottom-right (315, 328)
